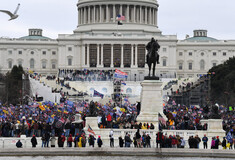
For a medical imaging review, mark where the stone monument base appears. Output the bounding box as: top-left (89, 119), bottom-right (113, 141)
top-left (201, 119), bottom-right (225, 137)
top-left (137, 80), bottom-right (163, 130)
top-left (84, 117), bottom-right (99, 130)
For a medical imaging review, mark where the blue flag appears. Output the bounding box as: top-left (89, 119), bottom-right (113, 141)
top-left (226, 132), bottom-right (233, 143)
top-left (93, 90), bottom-right (104, 99)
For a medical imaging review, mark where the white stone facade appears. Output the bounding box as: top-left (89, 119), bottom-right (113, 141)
top-left (0, 0), bottom-right (235, 80)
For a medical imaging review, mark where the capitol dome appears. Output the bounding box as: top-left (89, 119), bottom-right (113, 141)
top-left (74, 0), bottom-right (161, 34)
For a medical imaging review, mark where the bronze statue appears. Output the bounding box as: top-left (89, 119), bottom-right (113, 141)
top-left (146, 38), bottom-right (160, 77)
top-left (209, 105), bottom-right (221, 119)
top-left (88, 100), bottom-right (97, 117)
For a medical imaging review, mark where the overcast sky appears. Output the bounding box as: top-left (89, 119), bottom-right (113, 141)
top-left (0, 0), bottom-right (235, 40)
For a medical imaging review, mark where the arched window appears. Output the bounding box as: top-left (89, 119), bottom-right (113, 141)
top-left (126, 88), bottom-right (132, 94)
top-left (200, 60), bottom-right (205, 70)
top-left (30, 59), bottom-right (35, 69)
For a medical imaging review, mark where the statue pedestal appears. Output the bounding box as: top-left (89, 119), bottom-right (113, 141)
top-left (84, 117), bottom-right (99, 130)
top-left (137, 80), bottom-right (163, 130)
top-left (201, 119), bottom-right (225, 137)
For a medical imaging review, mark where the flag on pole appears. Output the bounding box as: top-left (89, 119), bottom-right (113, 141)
top-left (94, 90), bottom-right (104, 99)
top-left (88, 125), bottom-right (96, 136)
top-left (121, 81), bottom-right (126, 85)
top-left (116, 14), bottom-right (125, 21)
top-left (226, 131), bottom-right (233, 143)
top-left (114, 69), bottom-right (128, 79)
top-left (39, 105), bottom-right (45, 111)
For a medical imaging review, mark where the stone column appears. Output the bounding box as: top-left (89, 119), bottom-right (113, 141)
top-left (121, 44), bottom-right (124, 68)
top-left (88, 6), bottom-right (91, 24)
top-left (84, 7), bottom-right (86, 24)
top-left (93, 5), bottom-right (96, 23)
top-left (120, 5), bottom-right (122, 16)
top-left (133, 5), bottom-right (136, 23)
top-left (155, 8), bottom-right (158, 27)
top-left (78, 8), bottom-right (80, 26)
top-left (82, 44), bottom-right (85, 66)
top-left (145, 7), bottom-right (147, 24)
top-left (152, 8), bottom-right (155, 25)
top-left (87, 44), bottom-right (90, 67)
top-left (80, 8), bottom-right (83, 24)
top-left (111, 44), bottom-right (114, 67)
top-left (97, 44), bottom-right (100, 66)
top-left (106, 5), bottom-right (109, 22)
top-left (140, 6), bottom-right (142, 23)
top-left (99, 5), bottom-right (102, 23)
top-left (127, 5), bottom-right (129, 22)
top-left (149, 8), bottom-right (152, 25)
top-left (131, 44), bottom-right (134, 67)
top-left (113, 5), bottom-right (116, 22)
top-left (135, 44), bottom-right (138, 67)
top-left (101, 44), bottom-right (104, 67)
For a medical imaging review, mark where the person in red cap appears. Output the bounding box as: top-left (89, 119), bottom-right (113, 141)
top-left (97, 135), bottom-right (103, 147)
top-left (31, 135), bottom-right (37, 147)
top-left (214, 136), bottom-right (221, 149)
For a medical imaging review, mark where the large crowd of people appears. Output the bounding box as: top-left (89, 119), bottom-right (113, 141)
top-left (161, 99), bottom-right (235, 134)
top-left (58, 69), bottom-right (115, 82)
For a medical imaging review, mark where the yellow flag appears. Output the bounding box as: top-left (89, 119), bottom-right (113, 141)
top-left (39, 105), bottom-right (45, 111)
top-left (3, 110), bottom-right (9, 114)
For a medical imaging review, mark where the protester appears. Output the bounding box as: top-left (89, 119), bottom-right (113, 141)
top-left (202, 134), bottom-right (208, 149)
top-left (41, 134), bottom-right (46, 148)
top-left (50, 135), bottom-right (56, 147)
top-left (109, 129), bottom-right (114, 147)
top-left (119, 136), bottom-right (124, 147)
top-left (222, 137), bottom-right (227, 149)
top-left (67, 134), bottom-right (73, 147)
top-left (58, 134), bottom-right (65, 147)
top-left (16, 140), bottom-right (23, 148)
top-left (88, 134), bottom-right (95, 147)
top-left (156, 130), bottom-right (163, 148)
top-left (31, 135), bottom-right (37, 147)
top-left (97, 136), bottom-right (103, 147)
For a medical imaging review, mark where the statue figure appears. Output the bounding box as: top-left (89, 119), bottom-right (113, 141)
top-left (209, 105), bottom-right (221, 119)
top-left (146, 37), bottom-right (160, 77)
top-left (88, 100), bottom-right (97, 117)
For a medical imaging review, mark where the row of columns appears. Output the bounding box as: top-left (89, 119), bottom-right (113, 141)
top-left (78, 4), bottom-right (158, 26)
top-left (83, 44), bottom-right (146, 68)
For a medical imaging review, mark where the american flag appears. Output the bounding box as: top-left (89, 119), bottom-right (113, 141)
top-left (116, 14), bottom-right (125, 21)
top-left (88, 125), bottom-right (96, 136)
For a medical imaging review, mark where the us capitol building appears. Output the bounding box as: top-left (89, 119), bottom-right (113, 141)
top-left (1, 0), bottom-right (235, 81)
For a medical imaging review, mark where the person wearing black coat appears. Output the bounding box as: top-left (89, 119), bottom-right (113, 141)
top-left (97, 136), bottom-right (103, 147)
top-left (31, 135), bottom-right (38, 147)
top-left (16, 140), bottom-right (23, 148)
top-left (88, 135), bottom-right (96, 147)
top-left (119, 136), bottom-right (124, 147)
